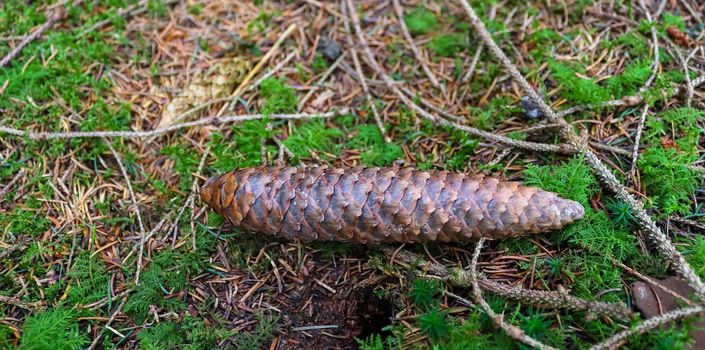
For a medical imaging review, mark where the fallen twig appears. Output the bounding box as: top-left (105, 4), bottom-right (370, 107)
top-left (468, 239), bottom-right (557, 350)
top-left (0, 169), bottom-right (25, 199)
top-left (590, 306), bottom-right (705, 350)
top-left (224, 23), bottom-right (298, 113)
top-left (0, 110), bottom-right (349, 140)
top-left (383, 246), bottom-right (636, 322)
top-left (392, 0), bottom-right (443, 92)
top-left (104, 138), bottom-right (146, 284)
top-left (342, 1), bottom-right (573, 155)
top-left (341, 6), bottom-right (388, 142)
top-left (0, 295), bottom-right (45, 310)
top-left (456, 0), bottom-right (705, 302)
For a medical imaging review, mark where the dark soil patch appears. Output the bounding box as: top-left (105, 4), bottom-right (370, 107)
top-left (277, 270), bottom-right (394, 349)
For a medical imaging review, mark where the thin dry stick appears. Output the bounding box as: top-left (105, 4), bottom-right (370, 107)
top-left (637, 0), bottom-right (664, 92)
top-left (342, 1), bottom-right (572, 155)
top-left (224, 23), bottom-right (298, 113)
top-left (556, 95), bottom-right (644, 118)
top-left (392, 0), bottom-right (443, 92)
top-left (0, 110), bottom-right (348, 140)
top-left (0, 4), bottom-right (67, 68)
top-left (590, 306), bottom-right (705, 350)
top-left (469, 239), bottom-right (557, 350)
top-left (167, 149), bottom-right (208, 246)
top-left (456, 0), bottom-right (705, 301)
top-left (693, 75), bottom-right (705, 88)
top-left (77, 0), bottom-right (177, 37)
top-left (189, 146), bottom-right (210, 249)
top-left (630, 104), bottom-right (649, 178)
top-left (630, 0), bottom-right (661, 177)
top-left (672, 42), bottom-right (694, 107)
top-left (104, 138), bottom-right (146, 284)
top-left (0, 295), bottom-right (44, 310)
top-left (250, 49), bottom-right (298, 92)
top-left (298, 51), bottom-right (346, 110)
top-left (384, 247), bottom-right (635, 322)
top-left (87, 298), bottom-right (127, 350)
top-left (0, 169), bottom-right (25, 199)
top-left (462, 43), bottom-right (484, 83)
top-left (341, 4), bottom-right (389, 142)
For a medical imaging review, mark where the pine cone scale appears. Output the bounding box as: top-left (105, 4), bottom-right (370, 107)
top-left (201, 166), bottom-right (585, 243)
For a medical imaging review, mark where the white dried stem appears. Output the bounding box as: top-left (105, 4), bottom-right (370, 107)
top-left (469, 239), bottom-right (557, 350)
top-left (0, 110), bottom-right (348, 140)
top-left (104, 138), bottom-right (146, 284)
top-left (392, 0), bottom-right (444, 92)
top-left (590, 306), bottom-right (705, 350)
top-left (455, 0), bottom-right (705, 301)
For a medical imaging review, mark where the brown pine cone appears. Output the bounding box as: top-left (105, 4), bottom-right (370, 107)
top-left (200, 166), bottom-right (584, 243)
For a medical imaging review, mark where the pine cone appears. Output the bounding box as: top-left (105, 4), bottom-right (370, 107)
top-left (200, 166), bottom-right (584, 243)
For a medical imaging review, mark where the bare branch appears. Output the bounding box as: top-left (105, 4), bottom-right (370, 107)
top-left (0, 110), bottom-right (349, 140)
top-left (455, 0), bottom-right (705, 301)
top-left (590, 306), bottom-right (705, 350)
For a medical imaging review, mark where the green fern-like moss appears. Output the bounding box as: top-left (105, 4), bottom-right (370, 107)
top-left (259, 77), bottom-right (297, 115)
top-left (283, 120), bottom-right (343, 161)
top-left (18, 308), bottom-right (87, 350)
top-left (639, 147), bottom-right (699, 215)
top-left (403, 7), bottom-right (439, 35)
top-left (347, 124), bottom-right (403, 166)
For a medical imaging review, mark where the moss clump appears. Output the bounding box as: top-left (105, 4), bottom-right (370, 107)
top-left (639, 107), bottom-right (703, 216)
top-left (639, 147), bottom-right (699, 215)
top-left (347, 124), bottom-right (403, 166)
top-left (259, 77), bottom-right (297, 114)
top-left (549, 61), bottom-right (610, 105)
top-left (283, 120), bottom-right (344, 161)
top-left (403, 7), bottom-right (439, 35)
top-left (428, 33), bottom-right (469, 58)
top-left (18, 308), bottom-right (87, 350)
top-left (522, 156), bottom-right (598, 205)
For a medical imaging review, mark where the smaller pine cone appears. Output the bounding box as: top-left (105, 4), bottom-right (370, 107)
top-left (201, 166), bottom-right (585, 243)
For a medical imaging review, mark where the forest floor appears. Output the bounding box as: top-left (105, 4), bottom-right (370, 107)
top-left (1, 0), bottom-right (705, 349)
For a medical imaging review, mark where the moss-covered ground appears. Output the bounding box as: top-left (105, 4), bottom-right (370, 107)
top-left (1, 1), bottom-right (705, 349)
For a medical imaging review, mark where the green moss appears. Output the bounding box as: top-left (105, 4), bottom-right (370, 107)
top-left (639, 147), bottom-right (699, 215)
top-left (419, 307), bottom-right (450, 340)
top-left (283, 120), bottom-right (343, 161)
top-left (409, 277), bottom-right (437, 307)
top-left (61, 251), bottom-right (111, 307)
top-left (312, 53), bottom-right (329, 74)
top-left (605, 60), bottom-right (651, 98)
top-left (138, 322), bottom-right (184, 350)
top-left (522, 156), bottom-right (598, 205)
top-left (467, 95), bottom-right (519, 131)
top-left (443, 127), bottom-right (479, 171)
top-left (162, 141), bottom-right (201, 191)
top-left (125, 233), bottom-right (217, 322)
top-left (1, 205), bottom-right (51, 238)
top-left (232, 313), bottom-right (281, 350)
top-left (549, 61), bottom-right (610, 105)
top-left (428, 33), bottom-right (469, 58)
top-left (347, 124), bottom-right (403, 166)
top-left (208, 119), bottom-right (277, 172)
top-left (0, 325), bottom-right (13, 349)
top-left (136, 313), bottom-right (244, 350)
top-left (403, 7), bottom-right (439, 35)
top-left (661, 12), bottom-right (686, 31)
top-left (259, 77), bottom-right (297, 115)
top-left (18, 308), bottom-right (87, 350)
top-left (602, 31), bottom-right (650, 57)
top-left (684, 236), bottom-right (705, 281)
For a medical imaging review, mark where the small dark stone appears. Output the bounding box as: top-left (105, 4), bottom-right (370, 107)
top-left (520, 95), bottom-right (543, 119)
top-left (630, 276), bottom-right (705, 350)
top-left (316, 37), bottom-right (342, 61)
